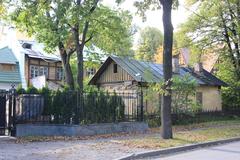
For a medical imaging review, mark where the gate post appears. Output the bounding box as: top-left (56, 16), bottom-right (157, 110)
top-left (9, 85), bottom-right (17, 136)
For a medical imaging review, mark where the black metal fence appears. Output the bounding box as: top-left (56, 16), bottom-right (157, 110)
top-left (15, 91), bottom-right (143, 125)
top-left (12, 89), bottom-right (240, 126)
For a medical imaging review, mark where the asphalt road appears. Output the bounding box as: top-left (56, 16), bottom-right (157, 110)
top-left (153, 141), bottom-right (240, 160)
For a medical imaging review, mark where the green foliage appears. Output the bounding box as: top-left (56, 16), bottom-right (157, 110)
top-left (16, 85), bottom-right (26, 94)
top-left (171, 75), bottom-right (201, 114)
top-left (148, 74), bottom-right (200, 114)
top-left (28, 89), bottom-right (126, 124)
top-left (25, 86), bottom-right (39, 94)
top-left (215, 56), bottom-right (240, 109)
top-left (133, 0), bottom-right (179, 21)
top-left (135, 27), bottom-right (163, 61)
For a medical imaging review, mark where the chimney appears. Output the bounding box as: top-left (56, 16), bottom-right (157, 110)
top-left (172, 55), bottom-right (180, 74)
top-left (194, 62), bottom-right (203, 73)
top-left (22, 43), bottom-right (32, 49)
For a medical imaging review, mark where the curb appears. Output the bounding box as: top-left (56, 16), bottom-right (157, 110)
top-left (116, 137), bottom-right (240, 160)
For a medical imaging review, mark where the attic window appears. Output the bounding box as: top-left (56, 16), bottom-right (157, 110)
top-left (113, 63), bottom-right (118, 73)
top-left (22, 43), bottom-right (32, 49)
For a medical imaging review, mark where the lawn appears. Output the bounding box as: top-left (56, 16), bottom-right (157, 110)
top-left (118, 119), bottom-right (240, 149)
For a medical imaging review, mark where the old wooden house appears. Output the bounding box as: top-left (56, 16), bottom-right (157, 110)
top-left (89, 55), bottom-right (227, 112)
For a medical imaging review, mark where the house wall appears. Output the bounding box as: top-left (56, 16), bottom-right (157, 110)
top-left (25, 56), bottom-right (62, 86)
top-left (197, 86), bottom-right (222, 111)
top-left (97, 61), bottom-right (134, 84)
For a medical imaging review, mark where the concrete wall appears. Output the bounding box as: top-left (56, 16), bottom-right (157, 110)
top-left (197, 86), bottom-right (222, 111)
top-left (16, 122), bottom-right (149, 137)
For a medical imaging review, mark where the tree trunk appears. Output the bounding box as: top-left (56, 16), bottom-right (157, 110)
top-left (72, 27), bottom-right (84, 92)
top-left (58, 43), bottom-right (75, 90)
top-left (160, 0), bottom-right (173, 139)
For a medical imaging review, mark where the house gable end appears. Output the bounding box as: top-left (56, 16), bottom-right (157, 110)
top-left (89, 57), bottom-right (135, 85)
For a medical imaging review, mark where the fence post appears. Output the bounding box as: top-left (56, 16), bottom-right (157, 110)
top-left (9, 85), bottom-right (17, 136)
top-left (140, 87), bottom-right (144, 121)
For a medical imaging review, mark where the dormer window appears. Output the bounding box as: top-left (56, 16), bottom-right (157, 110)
top-left (113, 63), bottom-right (118, 73)
top-left (22, 43), bottom-right (32, 49)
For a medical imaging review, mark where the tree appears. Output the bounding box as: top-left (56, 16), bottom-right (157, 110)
top-left (177, 0), bottom-right (240, 80)
top-left (178, 0), bottom-right (240, 112)
top-left (133, 0), bottom-right (177, 139)
top-left (135, 27), bottom-right (163, 61)
top-left (11, 1), bottom-right (77, 89)
top-left (10, 0), bottom-right (133, 91)
top-left (68, 1), bottom-right (133, 91)
top-left (159, 0), bottom-right (174, 139)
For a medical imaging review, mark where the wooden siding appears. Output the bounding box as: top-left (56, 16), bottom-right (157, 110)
top-left (97, 61), bottom-right (134, 84)
top-left (0, 64), bottom-right (15, 71)
top-left (48, 66), bottom-right (56, 80)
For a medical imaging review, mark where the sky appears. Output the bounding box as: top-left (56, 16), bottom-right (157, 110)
top-left (102, 0), bottom-right (191, 33)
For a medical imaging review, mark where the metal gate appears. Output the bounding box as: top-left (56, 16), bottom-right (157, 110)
top-left (0, 89), bottom-right (16, 136)
top-left (0, 91), bottom-right (7, 135)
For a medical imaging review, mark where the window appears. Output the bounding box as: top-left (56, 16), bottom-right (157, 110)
top-left (0, 64), bottom-right (15, 71)
top-left (30, 65), bottom-right (48, 78)
top-left (30, 65), bottom-right (39, 78)
top-left (86, 68), bottom-right (95, 77)
top-left (113, 63), bottom-right (118, 73)
top-left (39, 66), bottom-right (48, 78)
top-left (196, 92), bottom-right (203, 105)
top-left (56, 67), bottom-right (64, 80)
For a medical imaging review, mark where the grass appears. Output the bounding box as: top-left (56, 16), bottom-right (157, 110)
top-left (119, 121), bottom-right (240, 149)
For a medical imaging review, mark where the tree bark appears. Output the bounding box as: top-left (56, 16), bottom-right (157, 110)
top-left (73, 0), bottom-right (98, 91)
top-left (58, 42), bottom-right (75, 90)
top-left (159, 0), bottom-right (173, 139)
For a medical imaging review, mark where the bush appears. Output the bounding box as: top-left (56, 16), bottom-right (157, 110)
top-left (26, 86), bottom-right (39, 94)
top-left (222, 85), bottom-right (240, 110)
top-left (16, 85), bottom-right (26, 94)
top-left (37, 89), bottom-right (126, 124)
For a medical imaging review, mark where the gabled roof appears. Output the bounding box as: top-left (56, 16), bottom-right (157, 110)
top-left (0, 47), bottom-right (21, 83)
top-left (89, 56), bottom-right (227, 87)
top-left (0, 47), bottom-right (18, 64)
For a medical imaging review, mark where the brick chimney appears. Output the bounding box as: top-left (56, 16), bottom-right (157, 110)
top-left (194, 62), bottom-right (203, 73)
top-left (172, 55), bottom-right (180, 74)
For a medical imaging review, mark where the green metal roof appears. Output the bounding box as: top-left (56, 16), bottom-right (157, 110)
top-left (0, 47), bottom-right (21, 83)
top-left (0, 47), bottom-right (18, 64)
top-left (89, 55), bottom-right (227, 87)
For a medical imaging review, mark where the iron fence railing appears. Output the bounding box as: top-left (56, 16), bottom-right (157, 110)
top-left (15, 91), bottom-right (144, 125)
top-left (12, 90), bottom-right (240, 126)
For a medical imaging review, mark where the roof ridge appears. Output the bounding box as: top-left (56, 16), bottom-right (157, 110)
top-left (110, 55), bottom-right (162, 65)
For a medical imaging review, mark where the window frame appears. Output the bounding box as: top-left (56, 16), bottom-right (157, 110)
top-left (56, 67), bottom-right (64, 81)
top-left (30, 65), bottom-right (39, 78)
